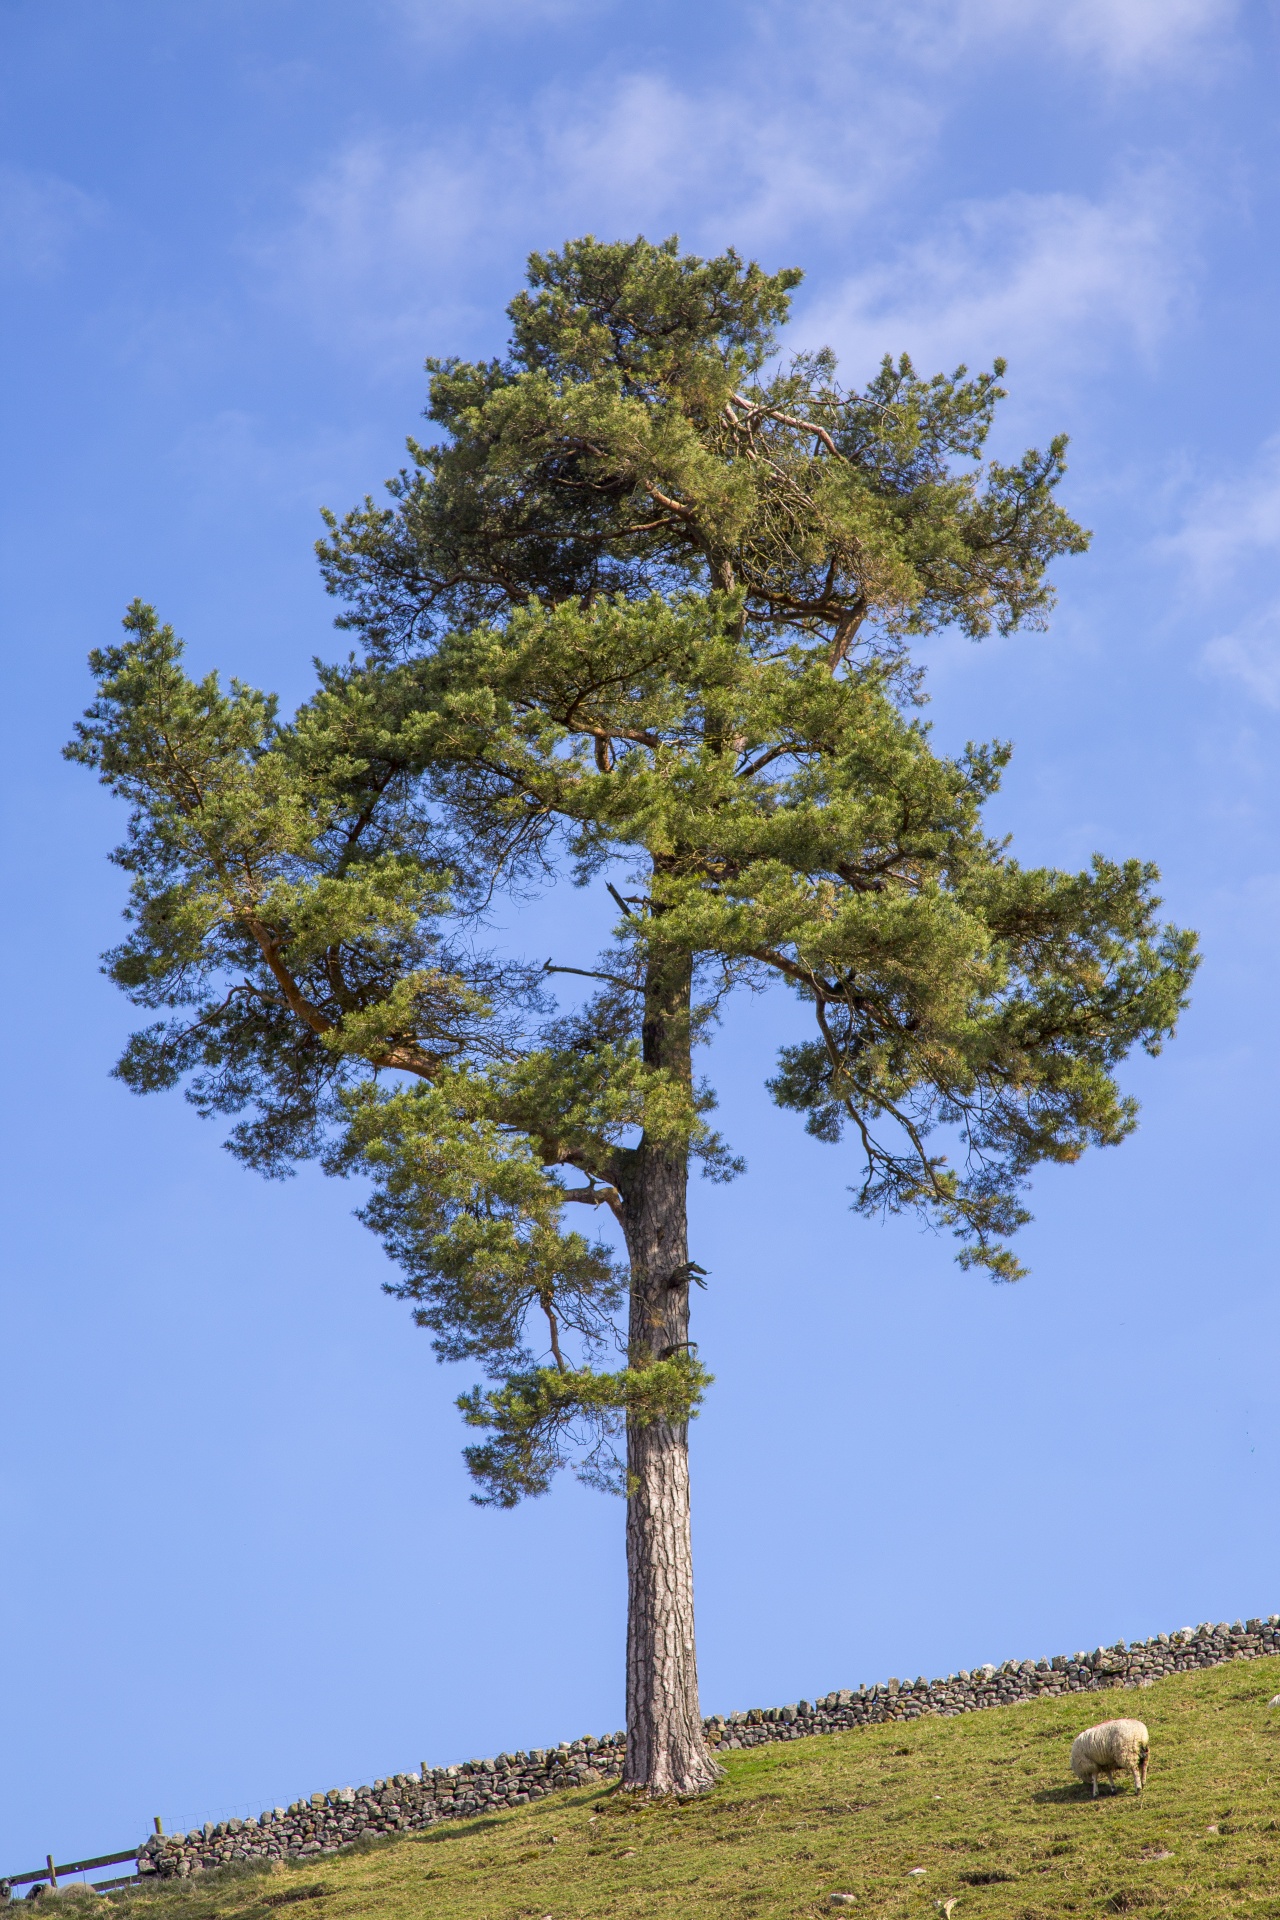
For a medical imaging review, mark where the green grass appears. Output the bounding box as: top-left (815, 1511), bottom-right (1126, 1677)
top-left (96, 1659), bottom-right (1280, 1919)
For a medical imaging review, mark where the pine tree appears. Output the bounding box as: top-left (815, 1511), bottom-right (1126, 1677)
top-left (69, 237), bottom-right (1197, 1795)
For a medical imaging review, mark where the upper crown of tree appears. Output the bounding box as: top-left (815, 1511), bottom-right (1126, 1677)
top-left (317, 234), bottom-right (1088, 667)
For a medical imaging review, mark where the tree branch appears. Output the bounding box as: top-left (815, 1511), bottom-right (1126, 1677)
top-left (748, 945), bottom-right (839, 996)
top-left (559, 1182), bottom-right (624, 1209)
top-left (543, 961), bottom-right (635, 989)
top-left (540, 1291), bottom-right (568, 1373)
top-left (645, 483), bottom-right (697, 522)
top-left (730, 394), bottom-right (844, 462)
top-left (737, 739), bottom-right (796, 780)
top-left (243, 916), bottom-right (333, 1036)
top-left (827, 604), bottom-right (866, 673)
top-left (607, 881), bottom-right (638, 919)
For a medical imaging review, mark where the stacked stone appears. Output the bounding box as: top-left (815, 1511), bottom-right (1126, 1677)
top-left (137, 1616), bottom-right (1280, 1880)
top-left (702, 1617), bottom-right (1280, 1753)
top-left (137, 1738), bottom-right (622, 1880)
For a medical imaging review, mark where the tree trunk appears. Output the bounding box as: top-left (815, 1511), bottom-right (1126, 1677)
top-left (619, 941), bottom-right (720, 1796)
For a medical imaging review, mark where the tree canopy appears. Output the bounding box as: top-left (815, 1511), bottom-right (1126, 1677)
top-left (70, 235), bottom-right (1197, 1792)
top-left (319, 235), bottom-right (1087, 666)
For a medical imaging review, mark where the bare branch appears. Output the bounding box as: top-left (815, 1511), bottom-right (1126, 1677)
top-left (730, 394), bottom-right (844, 462)
top-left (737, 740), bottom-right (796, 781)
top-left (645, 483), bottom-right (697, 522)
top-left (540, 1291), bottom-right (568, 1373)
top-left (543, 961), bottom-right (635, 989)
top-left (559, 1183), bottom-right (624, 1208)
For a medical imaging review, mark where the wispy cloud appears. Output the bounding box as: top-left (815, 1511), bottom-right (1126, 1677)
top-left (949, 0), bottom-right (1240, 73)
top-left (1170, 436), bottom-right (1280, 585)
top-left (263, 0), bottom-right (1214, 377)
top-left (390, 0), bottom-right (1241, 77)
top-left (1165, 436), bottom-right (1280, 705)
top-left (261, 68), bottom-right (928, 357)
top-left (1203, 602), bottom-right (1280, 708)
top-left (801, 167), bottom-right (1191, 390)
top-left (0, 165), bottom-right (102, 279)
top-left (797, 0), bottom-right (1240, 77)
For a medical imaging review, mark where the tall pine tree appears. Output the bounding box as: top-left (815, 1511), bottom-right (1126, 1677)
top-left (70, 238), bottom-right (1197, 1794)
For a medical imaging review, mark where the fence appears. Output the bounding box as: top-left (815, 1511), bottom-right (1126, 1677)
top-left (1, 1850), bottom-right (138, 1898)
top-left (0, 1828), bottom-right (157, 1901)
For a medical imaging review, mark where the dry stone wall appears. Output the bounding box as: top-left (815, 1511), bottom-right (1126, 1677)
top-left (137, 1615), bottom-right (1280, 1880)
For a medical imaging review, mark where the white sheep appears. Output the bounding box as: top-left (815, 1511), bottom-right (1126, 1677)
top-left (1070, 1718), bottom-right (1149, 1797)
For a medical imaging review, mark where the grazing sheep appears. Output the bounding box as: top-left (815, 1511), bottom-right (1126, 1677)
top-left (1070, 1718), bottom-right (1150, 1797)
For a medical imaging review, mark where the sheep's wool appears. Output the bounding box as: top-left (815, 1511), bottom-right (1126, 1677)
top-left (1070, 1718), bottom-right (1150, 1795)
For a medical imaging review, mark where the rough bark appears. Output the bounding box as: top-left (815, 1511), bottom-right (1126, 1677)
top-left (618, 941), bottom-right (720, 1795)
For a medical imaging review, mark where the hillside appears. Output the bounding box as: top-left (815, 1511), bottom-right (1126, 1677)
top-left (87, 1659), bottom-right (1280, 1918)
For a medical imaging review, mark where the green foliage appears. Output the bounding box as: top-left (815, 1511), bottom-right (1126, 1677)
top-left (96, 1660), bottom-right (1280, 1920)
top-left (70, 235), bottom-right (1197, 1499)
top-left (64, 601), bottom-right (487, 1173)
top-left (368, 586), bottom-right (1194, 1281)
top-left (458, 1353), bottom-right (713, 1506)
top-left (317, 234), bottom-right (1088, 662)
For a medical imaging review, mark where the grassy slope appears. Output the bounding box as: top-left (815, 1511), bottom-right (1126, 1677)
top-left (98, 1660), bottom-right (1280, 1920)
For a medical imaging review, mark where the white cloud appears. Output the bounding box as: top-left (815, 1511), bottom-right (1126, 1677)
top-left (952, 0), bottom-right (1239, 72)
top-left (261, 68), bottom-right (928, 357)
top-left (1169, 436), bottom-right (1280, 585)
top-left (262, 0), bottom-right (1217, 375)
top-left (830, 0), bottom-right (1240, 75)
top-left (1203, 601), bottom-right (1280, 708)
top-left (0, 165), bottom-right (101, 279)
top-left (1169, 437), bottom-right (1280, 705)
top-left (800, 168), bottom-right (1190, 390)
top-left (390, 0), bottom-right (1240, 76)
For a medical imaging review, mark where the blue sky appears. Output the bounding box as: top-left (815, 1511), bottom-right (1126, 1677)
top-left (4, 0), bottom-right (1280, 1873)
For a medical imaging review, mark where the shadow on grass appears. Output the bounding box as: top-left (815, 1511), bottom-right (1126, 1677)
top-left (409, 1788), bottom-right (613, 1851)
top-left (1032, 1784), bottom-right (1141, 1806)
top-left (411, 1820), bottom-right (509, 1848)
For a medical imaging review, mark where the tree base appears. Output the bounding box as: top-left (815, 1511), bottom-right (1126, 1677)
top-left (620, 1749), bottom-right (725, 1798)
top-left (619, 1769), bottom-right (724, 1800)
